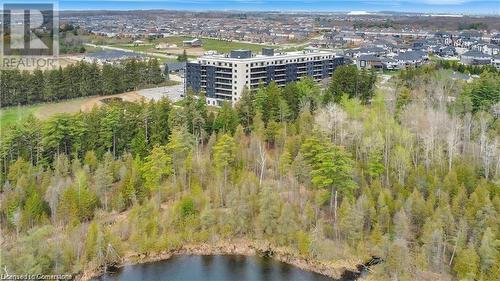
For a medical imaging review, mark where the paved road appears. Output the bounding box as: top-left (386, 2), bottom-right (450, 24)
top-left (84, 43), bottom-right (177, 59)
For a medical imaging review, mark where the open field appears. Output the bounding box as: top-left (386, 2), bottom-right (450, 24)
top-left (110, 36), bottom-right (275, 56)
top-left (1, 79), bottom-right (184, 129)
top-left (113, 43), bottom-right (157, 52)
top-left (84, 43), bottom-right (179, 63)
top-left (0, 98), bottom-right (90, 127)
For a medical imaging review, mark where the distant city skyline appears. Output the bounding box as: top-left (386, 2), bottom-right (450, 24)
top-left (51, 0), bottom-right (500, 15)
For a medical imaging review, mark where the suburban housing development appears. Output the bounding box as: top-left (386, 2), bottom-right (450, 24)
top-left (186, 48), bottom-right (344, 105)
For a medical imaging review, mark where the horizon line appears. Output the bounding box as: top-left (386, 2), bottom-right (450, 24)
top-left (51, 8), bottom-right (500, 16)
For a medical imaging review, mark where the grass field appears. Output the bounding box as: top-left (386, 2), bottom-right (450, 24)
top-left (112, 36), bottom-right (274, 54)
top-left (0, 80), bottom-right (183, 129)
top-left (0, 105), bottom-right (39, 127)
top-left (0, 98), bottom-right (90, 128)
top-left (173, 36), bottom-right (273, 53)
top-left (113, 44), bottom-right (156, 52)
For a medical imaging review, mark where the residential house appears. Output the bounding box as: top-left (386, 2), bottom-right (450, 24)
top-left (395, 50), bottom-right (428, 68)
top-left (434, 31), bottom-right (453, 45)
top-left (491, 34), bottom-right (500, 45)
top-left (471, 43), bottom-right (500, 56)
top-left (183, 38), bottom-right (203, 47)
top-left (357, 55), bottom-right (399, 70)
top-left (346, 46), bottom-right (386, 58)
top-left (82, 50), bottom-right (145, 65)
top-left (459, 31), bottom-right (482, 41)
top-left (435, 46), bottom-right (457, 57)
top-left (356, 55), bottom-right (383, 70)
top-left (492, 55), bottom-right (500, 69)
top-left (460, 50), bottom-right (492, 65)
top-left (381, 57), bottom-right (399, 70)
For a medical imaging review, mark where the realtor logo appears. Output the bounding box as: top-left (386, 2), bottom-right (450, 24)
top-left (2, 3), bottom-right (57, 56)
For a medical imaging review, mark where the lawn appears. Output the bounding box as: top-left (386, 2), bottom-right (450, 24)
top-left (193, 37), bottom-right (273, 53)
top-left (113, 36), bottom-right (274, 54)
top-left (113, 44), bottom-right (156, 52)
top-left (0, 98), bottom-right (92, 129)
top-left (278, 45), bottom-right (308, 52)
top-left (0, 105), bottom-right (39, 128)
top-left (0, 81), bottom-right (183, 129)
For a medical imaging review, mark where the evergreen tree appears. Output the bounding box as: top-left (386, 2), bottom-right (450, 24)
top-left (212, 134), bottom-right (236, 206)
top-left (141, 145), bottom-right (172, 208)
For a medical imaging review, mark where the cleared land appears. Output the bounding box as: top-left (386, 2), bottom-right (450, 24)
top-left (1, 79), bottom-right (184, 128)
top-left (1, 98), bottom-right (90, 127)
top-left (112, 36), bottom-right (275, 56)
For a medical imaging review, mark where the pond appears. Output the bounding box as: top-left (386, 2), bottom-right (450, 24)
top-left (96, 255), bottom-right (340, 281)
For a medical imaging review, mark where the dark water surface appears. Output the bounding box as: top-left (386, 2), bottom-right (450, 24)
top-left (96, 255), bottom-right (335, 281)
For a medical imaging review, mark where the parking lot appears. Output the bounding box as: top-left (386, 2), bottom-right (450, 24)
top-left (138, 82), bottom-right (184, 102)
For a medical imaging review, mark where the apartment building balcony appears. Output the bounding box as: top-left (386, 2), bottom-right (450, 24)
top-left (250, 73), bottom-right (267, 79)
top-left (215, 89), bottom-right (232, 95)
top-left (250, 67), bottom-right (267, 73)
top-left (215, 68), bottom-right (232, 74)
top-left (215, 84), bottom-right (232, 90)
top-left (215, 78), bottom-right (232, 84)
top-left (215, 94), bottom-right (232, 100)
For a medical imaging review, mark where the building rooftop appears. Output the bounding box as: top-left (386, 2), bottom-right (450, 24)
top-left (461, 50), bottom-right (491, 58)
top-left (193, 49), bottom-right (340, 63)
top-left (357, 46), bottom-right (385, 53)
top-left (358, 55), bottom-right (382, 61)
top-left (85, 50), bottom-right (144, 60)
top-left (183, 38), bottom-right (201, 43)
top-left (165, 62), bottom-right (186, 72)
top-left (395, 50), bottom-right (427, 61)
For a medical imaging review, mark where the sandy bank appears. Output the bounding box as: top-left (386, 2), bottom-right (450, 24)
top-left (78, 239), bottom-right (359, 280)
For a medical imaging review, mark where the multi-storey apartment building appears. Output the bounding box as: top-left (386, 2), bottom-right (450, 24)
top-left (185, 48), bottom-right (344, 106)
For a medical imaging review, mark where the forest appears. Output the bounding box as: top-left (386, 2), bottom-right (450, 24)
top-left (0, 59), bottom-right (164, 107)
top-left (0, 65), bottom-right (499, 281)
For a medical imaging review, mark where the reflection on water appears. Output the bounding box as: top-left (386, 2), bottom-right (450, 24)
top-left (96, 255), bottom-right (337, 281)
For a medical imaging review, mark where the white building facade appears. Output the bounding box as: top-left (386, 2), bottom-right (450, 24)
top-left (186, 48), bottom-right (344, 106)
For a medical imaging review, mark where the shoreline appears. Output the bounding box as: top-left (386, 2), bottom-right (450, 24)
top-left (78, 239), bottom-right (360, 280)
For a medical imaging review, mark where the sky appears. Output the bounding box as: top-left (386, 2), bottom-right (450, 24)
top-left (6, 0), bottom-right (500, 15)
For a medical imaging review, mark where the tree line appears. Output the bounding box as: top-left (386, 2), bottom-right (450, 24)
top-left (1, 65), bottom-right (498, 281)
top-left (0, 59), bottom-right (164, 107)
top-left (397, 64), bottom-right (500, 113)
top-left (436, 59), bottom-right (498, 76)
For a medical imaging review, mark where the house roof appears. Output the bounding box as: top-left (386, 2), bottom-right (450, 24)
top-left (357, 46), bottom-right (385, 54)
top-left (183, 38), bottom-right (201, 43)
top-left (485, 43), bottom-right (500, 49)
top-left (434, 31), bottom-right (451, 37)
top-left (460, 31), bottom-right (482, 38)
top-left (381, 57), bottom-right (397, 63)
top-left (86, 50), bottom-right (144, 60)
top-left (461, 50), bottom-right (491, 58)
top-left (358, 55), bottom-right (381, 62)
top-left (395, 50), bottom-right (427, 61)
